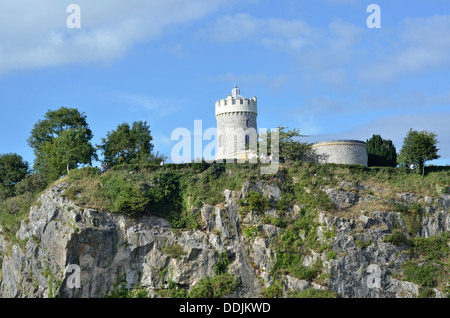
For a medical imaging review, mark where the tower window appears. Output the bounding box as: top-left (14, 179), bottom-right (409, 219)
top-left (232, 99), bottom-right (236, 105)
top-left (245, 135), bottom-right (250, 150)
top-left (246, 119), bottom-right (249, 127)
top-left (240, 99), bottom-right (243, 105)
top-left (247, 100), bottom-right (250, 105)
top-left (224, 100), bottom-right (227, 106)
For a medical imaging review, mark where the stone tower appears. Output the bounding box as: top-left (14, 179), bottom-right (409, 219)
top-left (215, 86), bottom-right (258, 161)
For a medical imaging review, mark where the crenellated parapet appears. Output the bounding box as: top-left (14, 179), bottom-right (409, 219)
top-left (215, 92), bottom-right (257, 117)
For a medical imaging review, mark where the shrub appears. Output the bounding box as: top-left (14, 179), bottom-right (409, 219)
top-left (188, 273), bottom-right (238, 298)
top-left (260, 280), bottom-right (284, 298)
top-left (68, 167), bottom-right (99, 181)
top-left (292, 261), bottom-right (322, 281)
top-left (214, 252), bottom-right (230, 275)
top-left (262, 215), bottom-right (286, 228)
top-left (161, 242), bottom-right (187, 259)
top-left (402, 262), bottom-right (440, 288)
top-left (383, 231), bottom-right (410, 246)
top-left (272, 250), bottom-right (322, 281)
top-left (238, 191), bottom-right (271, 214)
top-left (418, 287), bottom-right (436, 298)
top-left (401, 206), bottom-right (422, 237)
top-left (113, 185), bottom-right (150, 217)
top-left (103, 275), bottom-right (149, 298)
top-left (170, 210), bottom-right (201, 231)
top-left (412, 233), bottom-right (449, 261)
top-left (287, 287), bottom-right (339, 298)
top-left (97, 170), bottom-right (182, 218)
top-left (0, 192), bottom-right (34, 243)
top-left (326, 251), bottom-right (336, 260)
top-left (14, 173), bottom-right (47, 196)
top-left (243, 226), bottom-right (259, 241)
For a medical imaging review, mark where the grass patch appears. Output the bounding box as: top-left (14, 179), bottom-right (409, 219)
top-left (399, 203), bottom-right (423, 237)
top-left (160, 242), bottom-right (187, 259)
top-left (103, 275), bottom-right (149, 298)
top-left (0, 192), bottom-right (36, 249)
top-left (59, 163), bottom-right (266, 230)
top-left (268, 204), bottom-right (327, 281)
top-left (412, 232), bottom-right (450, 262)
top-left (401, 261), bottom-right (441, 288)
top-left (383, 231), bottom-right (410, 246)
top-left (287, 287), bottom-right (339, 298)
top-left (260, 280), bottom-right (284, 298)
top-left (243, 225), bottom-right (260, 241)
top-left (238, 191), bottom-right (272, 215)
top-left (188, 272), bottom-right (238, 298)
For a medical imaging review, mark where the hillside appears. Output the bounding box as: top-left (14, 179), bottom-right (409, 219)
top-left (0, 162), bottom-right (449, 298)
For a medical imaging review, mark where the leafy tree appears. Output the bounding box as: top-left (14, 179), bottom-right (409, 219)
top-left (0, 153), bottom-right (30, 199)
top-left (14, 173), bottom-right (47, 196)
top-left (366, 134), bottom-right (397, 167)
top-left (52, 128), bottom-right (96, 175)
top-left (260, 126), bottom-right (310, 162)
top-left (27, 107), bottom-right (97, 181)
top-left (399, 129), bottom-right (440, 175)
top-left (97, 121), bottom-right (161, 166)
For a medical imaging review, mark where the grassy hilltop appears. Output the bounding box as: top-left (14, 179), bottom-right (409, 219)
top-left (2, 161), bottom-right (449, 247)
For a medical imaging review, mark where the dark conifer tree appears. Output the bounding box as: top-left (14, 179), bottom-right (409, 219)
top-left (366, 134), bottom-right (397, 167)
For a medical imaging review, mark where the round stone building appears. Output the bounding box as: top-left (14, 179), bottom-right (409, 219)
top-left (215, 86), bottom-right (258, 161)
top-left (311, 140), bottom-right (368, 166)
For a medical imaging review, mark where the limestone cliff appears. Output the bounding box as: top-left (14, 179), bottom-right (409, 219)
top-left (0, 166), bottom-right (449, 298)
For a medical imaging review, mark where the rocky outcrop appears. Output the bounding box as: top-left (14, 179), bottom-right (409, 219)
top-left (0, 180), bottom-right (449, 298)
top-left (0, 182), bottom-right (263, 298)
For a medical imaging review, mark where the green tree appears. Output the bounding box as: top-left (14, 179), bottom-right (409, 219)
top-left (53, 128), bottom-right (96, 175)
top-left (260, 126), bottom-right (310, 162)
top-left (97, 121), bottom-right (162, 166)
top-left (27, 107), bottom-right (97, 182)
top-left (366, 134), bottom-right (397, 167)
top-left (0, 153), bottom-right (30, 199)
top-left (14, 173), bottom-right (47, 197)
top-left (399, 129), bottom-right (440, 175)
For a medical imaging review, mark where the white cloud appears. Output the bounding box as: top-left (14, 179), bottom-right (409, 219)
top-left (207, 13), bottom-right (318, 51)
top-left (303, 96), bottom-right (348, 114)
top-left (0, 0), bottom-right (231, 75)
top-left (207, 13), bottom-right (363, 54)
top-left (358, 15), bottom-right (450, 83)
top-left (160, 43), bottom-right (190, 58)
top-left (207, 12), bottom-right (450, 95)
top-left (115, 93), bottom-right (181, 117)
top-left (327, 19), bottom-right (364, 53)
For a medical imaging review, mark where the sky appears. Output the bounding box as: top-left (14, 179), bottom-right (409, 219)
top-left (0, 0), bottom-right (449, 167)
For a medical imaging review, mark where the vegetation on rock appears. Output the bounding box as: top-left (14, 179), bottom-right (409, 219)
top-left (0, 160), bottom-right (449, 298)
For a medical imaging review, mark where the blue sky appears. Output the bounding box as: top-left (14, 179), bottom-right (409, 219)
top-left (0, 0), bottom-right (449, 167)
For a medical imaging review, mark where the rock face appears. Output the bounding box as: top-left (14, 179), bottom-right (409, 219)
top-left (0, 182), bottom-right (262, 298)
top-left (0, 180), bottom-right (449, 298)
